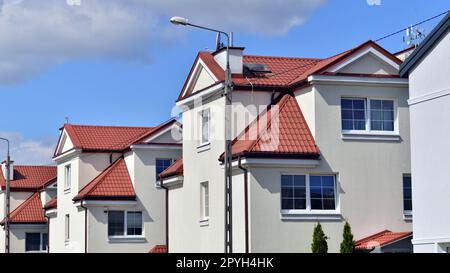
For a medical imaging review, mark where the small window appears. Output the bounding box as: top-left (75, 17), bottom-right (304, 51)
top-left (108, 211), bottom-right (143, 237)
top-left (201, 182), bottom-right (209, 220)
top-left (281, 175), bottom-right (306, 210)
top-left (341, 98), bottom-right (366, 131)
top-left (25, 233), bottom-right (47, 252)
top-left (310, 175), bottom-right (336, 210)
top-left (155, 158), bottom-right (173, 180)
top-left (65, 214), bottom-right (70, 241)
top-left (64, 164), bottom-right (71, 190)
top-left (370, 100), bottom-right (394, 131)
top-left (201, 109), bottom-right (210, 144)
top-left (403, 175), bottom-right (412, 212)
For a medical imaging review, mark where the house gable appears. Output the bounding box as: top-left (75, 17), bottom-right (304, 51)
top-left (180, 56), bottom-right (220, 100)
top-left (55, 130), bottom-right (75, 156)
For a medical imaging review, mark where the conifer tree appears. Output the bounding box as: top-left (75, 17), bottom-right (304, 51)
top-left (311, 222), bottom-right (328, 253)
top-left (340, 222), bottom-right (355, 253)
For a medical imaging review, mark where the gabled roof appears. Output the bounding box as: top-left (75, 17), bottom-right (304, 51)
top-left (179, 40), bottom-right (402, 101)
top-left (400, 12), bottom-right (450, 76)
top-left (54, 119), bottom-right (180, 157)
top-left (73, 158), bottom-right (135, 202)
top-left (355, 230), bottom-right (413, 250)
top-left (0, 165), bottom-right (57, 191)
top-left (44, 197), bottom-right (57, 210)
top-left (160, 158), bottom-right (183, 179)
top-left (223, 93), bottom-right (320, 160)
top-left (2, 193), bottom-right (46, 224)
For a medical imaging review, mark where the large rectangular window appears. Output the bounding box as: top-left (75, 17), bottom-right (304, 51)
top-left (25, 233), bottom-right (48, 252)
top-left (341, 97), bottom-right (395, 132)
top-left (281, 175), bottom-right (337, 212)
top-left (201, 109), bottom-right (210, 144)
top-left (108, 211), bottom-right (143, 237)
top-left (403, 175), bottom-right (412, 212)
top-left (201, 182), bottom-right (209, 220)
top-left (64, 164), bottom-right (71, 190)
top-left (155, 158), bottom-right (173, 180)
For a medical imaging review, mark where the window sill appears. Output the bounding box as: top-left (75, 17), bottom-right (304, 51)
top-left (281, 211), bottom-right (342, 221)
top-left (341, 132), bottom-right (401, 141)
top-left (403, 211), bottom-right (413, 221)
top-left (108, 236), bottom-right (147, 243)
top-left (64, 188), bottom-right (71, 194)
top-left (200, 218), bottom-right (209, 227)
top-left (26, 250), bottom-right (47, 253)
top-left (197, 143), bottom-right (211, 153)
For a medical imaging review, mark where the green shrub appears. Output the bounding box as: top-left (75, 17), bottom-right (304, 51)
top-left (311, 222), bottom-right (328, 253)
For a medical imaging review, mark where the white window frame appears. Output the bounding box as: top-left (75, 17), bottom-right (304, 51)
top-left (200, 182), bottom-right (209, 223)
top-left (25, 232), bottom-right (48, 253)
top-left (280, 173), bottom-right (340, 217)
top-left (199, 108), bottom-right (211, 146)
top-left (341, 96), bottom-right (399, 136)
top-left (107, 210), bottom-right (144, 239)
top-left (64, 164), bottom-right (71, 192)
top-left (65, 214), bottom-right (70, 242)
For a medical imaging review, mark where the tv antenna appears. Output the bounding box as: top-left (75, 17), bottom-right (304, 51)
top-left (403, 25), bottom-right (426, 47)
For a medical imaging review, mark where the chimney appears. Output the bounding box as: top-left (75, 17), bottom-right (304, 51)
top-left (1, 160), bottom-right (14, 181)
top-left (213, 46), bottom-right (245, 75)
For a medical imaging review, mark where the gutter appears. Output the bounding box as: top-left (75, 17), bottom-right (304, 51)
top-left (80, 201), bottom-right (88, 253)
top-left (160, 181), bottom-right (170, 253)
top-left (238, 156), bottom-right (249, 253)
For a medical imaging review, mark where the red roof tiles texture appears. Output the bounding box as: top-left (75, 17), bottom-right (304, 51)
top-left (149, 245), bottom-right (167, 253)
top-left (5, 193), bottom-right (46, 224)
top-left (44, 197), bottom-right (57, 210)
top-left (0, 165), bottom-right (57, 190)
top-left (160, 158), bottom-right (183, 179)
top-left (228, 93), bottom-right (320, 159)
top-left (73, 158), bottom-right (135, 201)
top-left (355, 230), bottom-right (413, 250)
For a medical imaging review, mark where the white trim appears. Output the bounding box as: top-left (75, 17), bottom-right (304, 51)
top-left (281, 213), bottom-right (342, 221)
top-left (233, 158), bottom-right (320, 169)
top-left (308, 75), bottom-right (408, 87)
top-left (53, 148), bottom-right (82, 163)
top-left (176, 83), bottom-right (224, 107)
top-left (140, 123), bottom-right (183, 144)
top-left (341, 133), bottom-right (401, 141)
top-left (162, 176), bottom-right (183, 188)
top-left (107, 210), bottom-right (144, 240)
top-left (77, 200), bottom-right (137, 207)
top-left (200, 108), bottom-right (211, 146)
top-left (200, 218), bottom-right (210, 227)
top-left (108, 236), bottom-right (146, 243)
top-left (408, 87), bottom-right (450, 106)
top-left (412, 236), bottom-right (450, 245)
top-left (45, 209), bottom-right (57, 217)
top-left (197, 143), bottom-right (211, 153)
top-left (181, 58), bottom-right (219, 98)
top-left (130, 144), bottom-right (182, 151)
top-left (328, 46), bottom-right (400, 73)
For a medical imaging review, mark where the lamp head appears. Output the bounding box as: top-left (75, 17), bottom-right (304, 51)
top-left (170, 16), bottom-right (189, 26)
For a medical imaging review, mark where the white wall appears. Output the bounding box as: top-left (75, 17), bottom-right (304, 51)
top-left (10, 225), bottom-right (48, 253)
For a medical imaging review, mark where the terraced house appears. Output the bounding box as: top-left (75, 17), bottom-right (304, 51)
top-left (0, 164), bottom-right (57, 253)
top-left (162, 40), bottom-right (414, 253)
top-left (47, 119), bottom-right (181, 253)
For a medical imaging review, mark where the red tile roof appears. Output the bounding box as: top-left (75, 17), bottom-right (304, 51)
top-left (2, 193), bottom-right (46, 224)
top-left (73, 158), bottom-right (136, 201)
top-left (224, 93), bottom-right (320, 159)
top-left (160, 158), bottom-right (183, 179)
top-left (0, 166), bottom-right (57, 191)
top-left (44, 197), bottom-right (57, 210)
top-left (355, 230), bottom-right (413, 250)
top-left (55, 119), bottom-right (179, 157)
top-left (149, 245), bottom-right (167, 253)
top-left (179, 40), bottom-right (402, 100)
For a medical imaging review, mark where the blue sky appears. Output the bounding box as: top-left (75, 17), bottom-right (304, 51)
top-left (0, 0), bottom-right (448, 164)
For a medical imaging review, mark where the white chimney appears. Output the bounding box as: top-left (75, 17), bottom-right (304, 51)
top-left (213, 47), bottom-right (245, 75)
top-left (1, 160), bottom-right (14, 181)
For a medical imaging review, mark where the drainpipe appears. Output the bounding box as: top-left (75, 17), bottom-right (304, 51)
top-left (238, 156), bottom-right (249, 253)
top-left (43, 203), bottom-right (50, 253)
top-left (80, 201), bottom-right (88, 253)
top-left (160, 181), bottom-right (169, 253)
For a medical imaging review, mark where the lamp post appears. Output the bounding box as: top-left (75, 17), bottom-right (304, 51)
top-left (170, 16), bottom-right (234, 253)
top-left (0, 137), bottom-right (11, 253)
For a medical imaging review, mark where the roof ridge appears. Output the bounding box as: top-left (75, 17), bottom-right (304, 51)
top-left (244, 54), bottom-right (323, 61)
top-left (68, 124), bottom-right (155, 129)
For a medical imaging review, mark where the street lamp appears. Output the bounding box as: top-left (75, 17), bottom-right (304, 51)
top-left (0, 137), bottom-right (11, 253)
top-left (170, 16), bottom-right (234, 253)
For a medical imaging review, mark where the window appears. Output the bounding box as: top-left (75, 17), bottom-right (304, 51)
top-left (25, 233), bottom-right (48, 252)
top-left (108, 211), bottom-right (143, 237)
top-left (65, 214), bottom-right (70, 241)
top-left (64, 164), bottom-right (71, 190)
top-left (281, 175), bottom-right (337, 212)
top-left (403, 175), bottom-right (412, 212)
top-left (201, 109), bottom-right (210, 144)
top-left (200, 182), bottom-right (209, 220)
top-left (341, 98), bottom-right (395, 132)
top-left (155, 158), bottom-right (173, 180)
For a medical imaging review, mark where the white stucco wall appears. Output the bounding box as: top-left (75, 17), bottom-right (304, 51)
top-left (407, 29), bottom-right (450, 252)
top-left (10, 224), bottom-right (48, 253)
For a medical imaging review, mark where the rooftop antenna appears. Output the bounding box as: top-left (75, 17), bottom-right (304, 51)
top-left (404, 24), bottom-right (426, 47)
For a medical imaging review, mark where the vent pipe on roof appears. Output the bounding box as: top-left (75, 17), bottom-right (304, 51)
top-left (1, 160), bottom-right (13, 181)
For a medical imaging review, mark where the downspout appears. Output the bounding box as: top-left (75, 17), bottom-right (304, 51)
top-left (44, 210), bottom-right (50, 253)
top-left (160, 181), bottom-right (169, 253)
top-left (238, 156), bottom-right (249, 253)
top-left (80, 201), bottom-right (88, 253)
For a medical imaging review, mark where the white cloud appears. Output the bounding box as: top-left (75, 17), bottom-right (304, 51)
top-left (0, 131), bottom-right (56, 165)
top-left (0, 0), bottom-right (327, 84)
